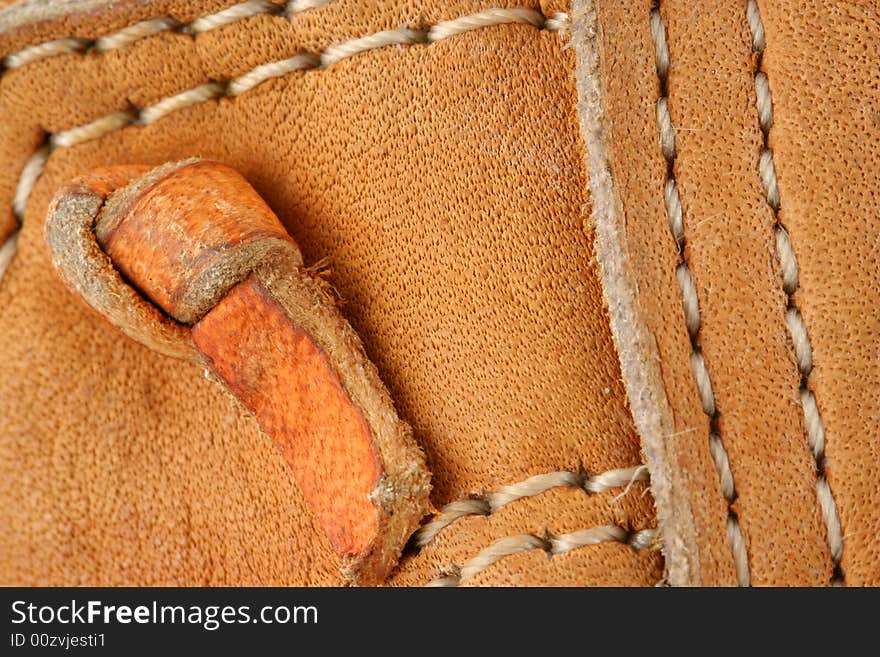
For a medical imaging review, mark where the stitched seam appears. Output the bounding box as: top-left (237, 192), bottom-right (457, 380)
top-left (0, 231), bottom-right (17, 281)
top-left (650, 3), bottom-right (750, 586)
top-left (746, 0), bottom-right (844, 585)
top-left (1, 0), bottom-right (330, 71)
top-left (0, 8), bottom-right (655, 589)
top-left (412, 465), bottom-right (649, 549)
top-left (426, 525), bottom-right (656, 586)
top-left (7, 8), bottom-right (569, 230)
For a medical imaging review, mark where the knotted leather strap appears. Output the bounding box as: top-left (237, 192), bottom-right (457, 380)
top-left (44, 159), bottom-right (431, 585)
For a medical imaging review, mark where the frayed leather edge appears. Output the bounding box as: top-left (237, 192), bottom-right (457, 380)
top-left (569, 0), bottom-right (700, 586)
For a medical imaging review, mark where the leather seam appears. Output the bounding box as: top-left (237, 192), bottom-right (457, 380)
top-left (7, 7), bottom-right (570, 230)
top-left (411, 465), bottom-right (649, 549)
top-left (0, 5), bottom-right (657, 587)
top-left (746, 0), bottom-right (844, 585)
top-left (650, 3), bottom-right (751, 585)
top-left (426, 525), bottom-right (657, 587)
top-left (1, 0), bottom-right (329, 70)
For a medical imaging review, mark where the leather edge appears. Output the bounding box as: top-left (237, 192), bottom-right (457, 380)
top-left (256, 262), bottom-right (432, 585)
top-left (569, 0), bottom-right (698, 586)
top-left (0, 0), bottom-right (129, 32)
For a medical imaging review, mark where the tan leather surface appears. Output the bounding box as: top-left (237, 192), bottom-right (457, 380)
top-left (582, 0), bottom-right (879, 584)
top-left (0, 0), bottom-right (661, 585)
top-left (757, 1), bottom-right (880, 585)
top-left (660, 0), bottom-right (828, 584)
top-left (193, 276), bottom-right (381, 558)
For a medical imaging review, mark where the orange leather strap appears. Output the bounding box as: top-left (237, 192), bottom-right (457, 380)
top-left (44, 159), bottom-right (431, 585)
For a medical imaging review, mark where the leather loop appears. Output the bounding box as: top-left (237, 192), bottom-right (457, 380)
top-left (44, 166), bottom-right (195, 361)
top-left (44, 160), bottom-right (431, 585)
top-left (95, 159), bottom-right (303, 325)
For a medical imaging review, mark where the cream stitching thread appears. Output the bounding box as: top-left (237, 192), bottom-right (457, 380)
top-left (3, 37), bottom-right (90, 68)
top-left (2, 0), bottom-right (330, 70)
top-left (6, 9), bottom-right (567, 229)
top-left (6, 9), bottom-right (568, 227)
top-left (650, 5), bottom-right (750, 586)
top-left (12, 145), bottom-right (49, 221)
top-left (94, 17), bottom-right (183, 53)
top-left (0, 231), bottom-right (18, 281)
top-left (746, 0), bottom-right (844, 585)
top-left (412, 465), bottom-right (649, 549)
top-left (426, 526), bottom-right (656, 586)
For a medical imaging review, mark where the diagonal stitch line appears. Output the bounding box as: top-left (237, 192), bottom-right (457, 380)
top-left (6, 8), bottom-right (568, 231)
top-left (0, 231), bottom-right (18, 281)
top-left (0, 8), bottom-right (645, 589)
top-left (412, 465), bottom-right (649, 549)
top-left (746, 0), bottom-right (844, 585)
top-left (1, 0), bottom-right (330, 70)
top-left (0, 8), bottom-right (568, 284)
top-left (650, 4), bottom-right (750, 586)
top-left (426, 525), bottom-right (656, 586)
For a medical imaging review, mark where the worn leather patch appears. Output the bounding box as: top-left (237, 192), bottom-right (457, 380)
top-left (574, 0), bottom-right (879, 586)
top-left (0, 0), bottom-right (661, 586)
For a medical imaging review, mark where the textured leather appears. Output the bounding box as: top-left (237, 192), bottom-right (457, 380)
top-left (2, 0), bottom-right (875, 587)
top-left (0, 0), bottom-right (661, 586)
top-left (574, 0), bottom-right (879, 585)
top-left (43, 160), bottom-right (431, 584)
top-left (755, 0), bottom-right (880, 586)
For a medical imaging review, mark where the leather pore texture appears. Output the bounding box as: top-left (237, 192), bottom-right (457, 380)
top-left (0, 0), bottom-right (661, 586)
top-left (5, 0), bottom-right (875, 588)
top-left (574, 0), bottom-right (879, 585)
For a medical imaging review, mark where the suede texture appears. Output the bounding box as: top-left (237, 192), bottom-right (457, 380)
top-left (577, 0), bottom-right (879, 585)
top-left (0, 0), bottom-right (661, 585)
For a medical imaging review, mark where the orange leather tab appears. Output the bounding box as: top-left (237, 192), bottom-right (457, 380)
top-left (192, 275), bottom-right (380, 558)
top-left (96, 159), bottom-right (303, 324)
top-left (44, 159), bottom-right (431, 585)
